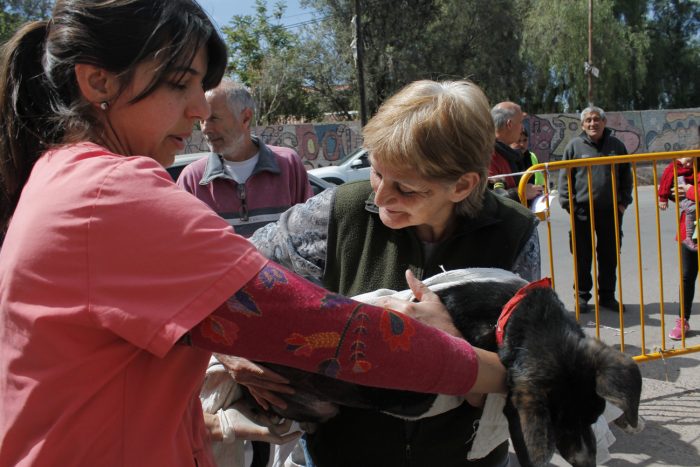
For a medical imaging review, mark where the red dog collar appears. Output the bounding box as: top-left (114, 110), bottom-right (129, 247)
top-left (495, 277), bottom-right (552, 347)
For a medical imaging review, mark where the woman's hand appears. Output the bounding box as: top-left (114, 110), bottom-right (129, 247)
top-left (673, 184), bottom-right (687, 200)
top-left (525, 184), bottom-right (544, 201)
top-left (206, 400), bottom-right (302, 444)
top-left (214, 355), bottom-right (294, 410)
top-left (374, 270), bottom-right (463, 338)
top-left (204, 412), bottom-right (225, 441)
top-left (374, 270), bottom-right (507, 396)
top-left (222, 400), bottom-right (302, 444)
top-left (468, 348), bottom-right (508, 395)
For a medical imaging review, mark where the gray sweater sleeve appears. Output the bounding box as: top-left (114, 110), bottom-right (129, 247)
top-left (511, 225), bottom-right (541, 282)
top-left (249, 187), bottom-right (335, 281)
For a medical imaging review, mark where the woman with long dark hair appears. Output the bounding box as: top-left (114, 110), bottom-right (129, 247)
top-left (0, 2), bottom-right (507, 465)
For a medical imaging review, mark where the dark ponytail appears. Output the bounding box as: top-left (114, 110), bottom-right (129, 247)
top-left (0, 21), bottom-right (57, 234)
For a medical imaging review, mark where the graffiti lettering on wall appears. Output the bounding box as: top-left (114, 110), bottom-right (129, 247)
top-left (182, 109), bottom-right (699, 168)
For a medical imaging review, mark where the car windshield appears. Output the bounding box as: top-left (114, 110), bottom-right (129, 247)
top-left (337, 148), bottom-right (366, 165)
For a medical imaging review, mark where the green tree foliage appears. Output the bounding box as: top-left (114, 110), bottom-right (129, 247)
top-left (222, 0), bottom-right (321, 124)
top-left (294, 27), bottom-right (356, 120)
top-left (304, 0), bottom-right (525, 114)
top-left (425, 0), bottom-right (525, 105)
top-left (304, 0), bottom-right (440, 115)
top-left (221, 0), bottom-right (697, 119)
top-left (1, 0), bottom-right (52, 44)
top-left (299, 0), bottom-right (364, 116)
top-left (638, 0), bottom-right (700, 109)
top-left (520, 0), bottom-right (649, 112)
top-left (358, 0), bottom-right (439, 113)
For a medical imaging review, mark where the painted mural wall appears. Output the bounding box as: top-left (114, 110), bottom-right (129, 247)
top-left (182, 108), bottom-right (700, 168)
top-left (183, 122), bottom-right (363, 170)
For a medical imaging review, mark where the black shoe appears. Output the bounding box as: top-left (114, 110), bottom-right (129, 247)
top-left (599, 297), bottom-right (626, 313)
top-left (576, 296), bottom-right (590, 313)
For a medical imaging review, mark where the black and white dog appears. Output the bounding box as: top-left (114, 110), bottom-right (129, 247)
top-left (237, 268), bottom-right (643, 467)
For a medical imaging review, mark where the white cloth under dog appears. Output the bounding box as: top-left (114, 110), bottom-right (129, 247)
top-left (353, 267), bottom-right (625, 461)
top-left (200, 358), bottom-right (247, 467)
top-left (352, 268), bottom-right (521, 458)
top-left (200, 357), bottom-right (300, 467)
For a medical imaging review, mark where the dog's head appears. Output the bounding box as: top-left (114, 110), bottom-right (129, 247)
top-left (502, 287), bottom-right (642, 467)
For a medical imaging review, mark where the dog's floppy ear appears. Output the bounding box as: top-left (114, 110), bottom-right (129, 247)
top-left (506, 383), bottom-right (557, 467)
top-left (589, 339), bottom-right (643, 428)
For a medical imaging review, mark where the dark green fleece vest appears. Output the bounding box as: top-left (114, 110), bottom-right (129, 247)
top-left (312, 181), bottom-right (537, 467)
top-left (323, 180), bottom-right (537, 297)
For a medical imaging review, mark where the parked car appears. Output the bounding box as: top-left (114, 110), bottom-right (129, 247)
top-left (166, 152), bottom-right (334, 196)
top-left (308, 147), bottom-right (370, 185)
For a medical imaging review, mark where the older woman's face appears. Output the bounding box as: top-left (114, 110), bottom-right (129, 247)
top-left (369, 158), bottom-right (463, 240)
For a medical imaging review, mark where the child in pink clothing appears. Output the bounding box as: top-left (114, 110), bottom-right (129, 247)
top-left (659, 157), bottom-right (697, 250)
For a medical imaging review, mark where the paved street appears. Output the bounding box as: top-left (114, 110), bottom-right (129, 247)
top-left (509, 184), bottom-right (700, 466)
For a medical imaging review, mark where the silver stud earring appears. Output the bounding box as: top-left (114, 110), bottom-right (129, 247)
top-left (100, 101), bottom-right (109, 111)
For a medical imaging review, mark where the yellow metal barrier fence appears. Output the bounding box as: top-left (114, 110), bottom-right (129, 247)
top-left (518, 149), bottom-right (700, 362)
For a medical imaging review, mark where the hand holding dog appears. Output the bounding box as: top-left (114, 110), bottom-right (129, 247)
top-left (374, 269), bottom-right (463, 338)
top-left (215, 354), bottom-right (294, 410)
top-left (376, 270), bottom-right (508, 397)
top-left (220, 400), bottom-right (301, 444)
top-left (205, 401), bottom-right (301, 444)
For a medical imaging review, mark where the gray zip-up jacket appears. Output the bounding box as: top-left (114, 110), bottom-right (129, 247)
top-left (558, 128), bottom-right (633, 213)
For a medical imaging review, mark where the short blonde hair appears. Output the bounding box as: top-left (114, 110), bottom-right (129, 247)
top-left (362, 80), bottom-right (494, 217)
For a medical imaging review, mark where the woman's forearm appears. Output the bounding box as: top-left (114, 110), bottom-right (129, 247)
top-left (189, 261), bottom-right (492, 396)
top-left (470, 348), bottom-right (507, 394)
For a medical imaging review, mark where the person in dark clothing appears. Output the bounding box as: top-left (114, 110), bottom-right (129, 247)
top-left (489, 102), bottom-right (543, 203)
top-left (557, 106), bottom-right (633, 314)
top-left (510, 128), bottom-right (546, 208)
top-left (511, 128), bottom-right (545, 187)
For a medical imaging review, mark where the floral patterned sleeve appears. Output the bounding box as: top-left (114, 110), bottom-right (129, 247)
top-left (189, 261), bottom-right (479, 395)
top-left (512, 226), bottom-right (541, 282)
top-left (249, 187), bottom-right (336, 282)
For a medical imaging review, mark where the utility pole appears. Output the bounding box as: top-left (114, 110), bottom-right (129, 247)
top-left (587, 0), bottom-right (593, 105)
top-left (354, 0), bottom-right (368, 125)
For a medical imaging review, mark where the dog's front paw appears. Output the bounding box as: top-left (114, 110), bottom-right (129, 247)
top-left (299, 421), bottom-right (320, 433)
top-left (614, 413), bottom-right (646, 433)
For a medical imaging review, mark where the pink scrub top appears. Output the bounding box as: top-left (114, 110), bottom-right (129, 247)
top-left (0, 143), bottom-right (267, 466)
